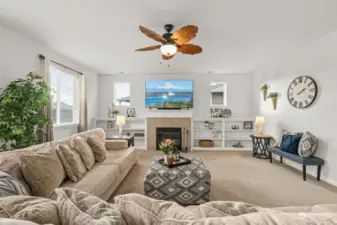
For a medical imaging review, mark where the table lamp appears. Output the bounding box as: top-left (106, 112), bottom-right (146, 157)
top-left (116, 116), bottom-right (126, 137)
top-left (256, 116), bottom-right (265, 136)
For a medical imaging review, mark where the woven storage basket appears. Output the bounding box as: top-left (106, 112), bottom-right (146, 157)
top-left (199, 140), bottom-right (214, 148)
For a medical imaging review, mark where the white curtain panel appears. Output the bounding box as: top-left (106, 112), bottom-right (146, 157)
top-left (79, 74), bottom-right (88, 132)
top-left (40, 56), bottom-right (54, 142)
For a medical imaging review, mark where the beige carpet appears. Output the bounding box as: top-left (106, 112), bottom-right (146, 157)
top-left (109, 150), bottom-right (337, 207)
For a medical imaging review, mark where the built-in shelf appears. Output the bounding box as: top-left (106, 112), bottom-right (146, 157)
top-left (192, 118), bottom-right (255, 151)
top-left (225, 130), bottom-right (254, 132)
top-left (193, 147), bottom-right (252, 151)
top-left (225, 137), bottom-right (251, 141)
top-left (93, 117), bottom-right (147, 150)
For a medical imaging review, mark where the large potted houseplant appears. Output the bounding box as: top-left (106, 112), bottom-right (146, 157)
top-left (159, 139), bottom-right (174, 165)
top-left (0, 72), bottom-right (52, 151)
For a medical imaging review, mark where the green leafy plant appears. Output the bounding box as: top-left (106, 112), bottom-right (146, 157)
top-left (268, 92), bottom-right (278, 98)
top-left (260, 84), bottom-right (268, 91)
top-left (159, 139), bottom-right (175, 155)
top-left (0, 72), bottom-right (52, 151)
top-left (112, 109), bottom-right (119, 115)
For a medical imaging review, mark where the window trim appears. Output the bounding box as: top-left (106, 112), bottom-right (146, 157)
top-left (50, 65), bottom-right (80, 125)
top-left (114, 82), bottom-right (131, 106)
top-left (210, 82), bottom-right (227, 107)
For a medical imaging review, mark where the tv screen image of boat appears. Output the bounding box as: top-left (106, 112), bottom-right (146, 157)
top-left (145, 80), bottom-right (193, 109)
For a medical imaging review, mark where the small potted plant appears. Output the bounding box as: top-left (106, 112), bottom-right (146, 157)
top-left (111, 109), bottom-right (119, 118)
top-left (260, 84), bottom-right (268, 101)
top-left (159, 139), bottom-right (174, 165)
top-left (268, 92), bottom-right (278, 110)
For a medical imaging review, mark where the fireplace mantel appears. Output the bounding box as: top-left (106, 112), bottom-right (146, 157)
top-left (147, 117), bottom-right (192, 151)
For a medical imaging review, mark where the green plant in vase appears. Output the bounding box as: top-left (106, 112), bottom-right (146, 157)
top-left (268, 92), bottom-right (278, 110)
top-left (0, 72), bottom-right (52, 151)
top-left (159, 139), bottom-right (174, 165)
top-left (260, 84), bottom-right (268, 101)
top-left (111, 109), bottom-right (119, 118)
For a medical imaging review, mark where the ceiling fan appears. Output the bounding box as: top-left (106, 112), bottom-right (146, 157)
top-left (135, 24), bottom-right (202, 60)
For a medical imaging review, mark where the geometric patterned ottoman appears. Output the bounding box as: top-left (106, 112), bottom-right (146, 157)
top-left (144, 156), bottom-right (211, 205)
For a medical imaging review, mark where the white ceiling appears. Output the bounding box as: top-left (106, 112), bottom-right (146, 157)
top-left (1, 0), bottom-right (337, 74)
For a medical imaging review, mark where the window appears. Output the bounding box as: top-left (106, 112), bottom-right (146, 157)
top-left (114, 83), bottom-right (130, 106)
top-left (50, 66), bottom-right (80, 125)
top-left (210, 82), bottom-right (227, 107)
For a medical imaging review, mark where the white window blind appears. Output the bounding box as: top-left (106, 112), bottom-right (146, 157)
top-left (50, 65), bottom-right (80, 125)
top-left (210, 82), bottom-right (227, 106)
top-left (211, 92), bottom-right (224, 105)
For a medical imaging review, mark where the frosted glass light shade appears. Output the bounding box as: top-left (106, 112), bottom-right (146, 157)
top-left (116, 116), bottom-right (126, 126)
top-left (256, 116), bottom-right (265, 125)
top-left (160, 44), bottom-right (177, 56)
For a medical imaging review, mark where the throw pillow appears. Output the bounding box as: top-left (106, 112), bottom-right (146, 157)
top-left (272, 129), bottom-right (303, 148)
top-left (0, 195), bottom-right (61, 225)
top-left (56, 144), bottom-right (87, 182)
top-left (20, 146), bottom-right (66, 198)
top-left (55, 188), bottom-right (125, 225)
top-left (298, 131), bottom-right (317, 157)
top-left (0, 171), bottom-right (29, 197)
top-left (87, 136), bottom-right (107, 162)
top-left (70, 137), bottom-right (95, 170)
top-left (280, 135), bottom-right (302, 155)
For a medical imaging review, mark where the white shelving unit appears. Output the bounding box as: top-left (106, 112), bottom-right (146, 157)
top-left (93, 117), bottom-right (147, 150)
top-left (192, 118), bottom-right (255, 151)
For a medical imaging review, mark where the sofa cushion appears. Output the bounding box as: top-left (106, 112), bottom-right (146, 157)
top-left (99, 147), bottom-right (137, 171)
top-left (56, 143), bottom-right (87, 182)
top-left (186, 212), bottom-right (337, 225)
top-left (0, 195), bottom-right (60, 225)
top-left (70, 137), bottom-right (95, 170)
top-left (298, 131), bottom-right (317, 158)
top-left (56, 164), bottom-right (120, 200)
top-left (20, 145), bottom-right (66, 198)
top-left (87, 136), bottom-right (107, 162)
top-left (114, 193), bottom-right (265, 225)
top-left (0, 171), bottom-right (29, 197)
top-left (280, 135), bottom-right (302, 155)
top-left (55, 188), bottom-right (124, 225)
top-left (0, 218), bottom-right (40, 225)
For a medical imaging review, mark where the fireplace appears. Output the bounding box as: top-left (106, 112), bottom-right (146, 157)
top-left (156, 128), bottom-right (182, 150)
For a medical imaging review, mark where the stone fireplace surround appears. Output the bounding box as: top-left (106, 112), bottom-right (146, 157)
top-left (147, 117), bottom-right (191, 151)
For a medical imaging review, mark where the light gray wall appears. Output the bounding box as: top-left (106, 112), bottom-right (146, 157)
top-left (0, 24), bottom-right (99, 140)
top-left (253, 30), bottom-right (337, 186)
top-left (98, 73), bottom-right (255, 118)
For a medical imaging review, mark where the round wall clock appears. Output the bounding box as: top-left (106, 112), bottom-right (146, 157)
top-left (287, 76), bottom-right (318, 109)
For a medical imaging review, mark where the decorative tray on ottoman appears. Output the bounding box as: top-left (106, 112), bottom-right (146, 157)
top-left (158, 156), bottom-right (191, 168)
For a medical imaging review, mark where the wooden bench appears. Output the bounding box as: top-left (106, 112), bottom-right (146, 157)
top-left (269, 148), bottom-right (324, 181)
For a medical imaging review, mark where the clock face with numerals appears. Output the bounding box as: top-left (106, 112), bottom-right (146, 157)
top-left (287, 76), bottom-right (318, 109)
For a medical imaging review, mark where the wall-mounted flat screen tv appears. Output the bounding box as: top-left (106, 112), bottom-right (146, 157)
top-left (145, 80), bottom-right (193, 109)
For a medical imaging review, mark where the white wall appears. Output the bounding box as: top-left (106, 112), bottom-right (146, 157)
top-left (98, 73), bottom-right (255, 118)
top-left (253, 30), bottom-right (337, 186)
top-left (0, 23), bottom-right (99, 140)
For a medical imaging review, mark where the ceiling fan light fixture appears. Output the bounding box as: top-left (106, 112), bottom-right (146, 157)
top-left (160, 44), bottom-right (177, 56)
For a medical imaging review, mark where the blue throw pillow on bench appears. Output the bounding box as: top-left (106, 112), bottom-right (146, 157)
top-left (280, 135), bottom-right (302, 155)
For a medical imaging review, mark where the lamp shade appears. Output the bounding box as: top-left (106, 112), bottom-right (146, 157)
top-left (256, 116), bottom-right (265, 125)
top-left (160, 44), bottom-right (177, 56)
top-left (116, 116), bottom-right (126, 126)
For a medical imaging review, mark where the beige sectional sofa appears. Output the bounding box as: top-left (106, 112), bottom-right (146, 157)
top-left (0, 128), bottom-right (138, 201)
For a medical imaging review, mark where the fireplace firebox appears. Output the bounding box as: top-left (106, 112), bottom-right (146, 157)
top-left (156, 128), bottom-right (182, 150)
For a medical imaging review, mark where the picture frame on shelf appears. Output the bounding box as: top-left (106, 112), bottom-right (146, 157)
top-left (243, 121), bottom-right (253, 130)
top-left (127, 108), bottom-right (136, 117)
